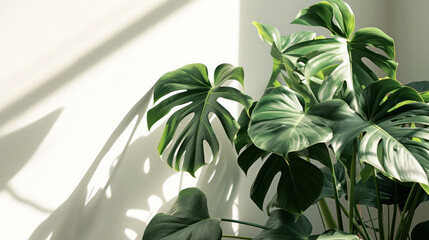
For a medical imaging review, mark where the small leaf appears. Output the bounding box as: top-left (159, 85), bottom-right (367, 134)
top-left (143, 188), bottom-right (221, 240)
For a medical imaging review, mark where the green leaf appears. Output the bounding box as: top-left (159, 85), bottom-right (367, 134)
top-left (411, 220), bottom-right (429, 240)
top-left (284, 28), bottom-right (397, 110)
top-left (254, 210), bottom-right (359, 240)
top-left (292, 0), bottom-right (355, 39)
top-left (251, 153), bottom-right (324, 214)
top-left (147, 63), bottom-right (252, 176)
top-left (318, 163), bottom-right (347, 201)
top-left (407, 81), bottom-right (429, 103)
top-left (143, 188), bottom-right (221, 240)
top-left (309, 229), bottom-right (359, 240)
top-left (315, 79), bottom-right (429, 192)
top-left (249, 86), bottom-right (332, 158)
top-left (253, 210), bottom-right (312, 240)
top-left (353, 174), bottom-right (429, 208)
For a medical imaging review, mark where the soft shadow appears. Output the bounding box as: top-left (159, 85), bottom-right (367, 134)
top-left (0, 0), bottom-right (194, 128)
top-left (29, 86), bottom-right (154, 240)
top-left (0, 109), bottom-right (63, 192)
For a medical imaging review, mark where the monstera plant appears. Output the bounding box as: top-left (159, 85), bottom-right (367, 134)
top-left (142, 0), bottom-right (429, 239)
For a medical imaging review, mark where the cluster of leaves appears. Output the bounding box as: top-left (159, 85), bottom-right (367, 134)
top-left (143, 0), bottom-right (429, 239)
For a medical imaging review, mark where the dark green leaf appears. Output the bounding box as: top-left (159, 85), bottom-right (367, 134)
top-left (318, 163), bottom-right (347, 201)
top-left (147, 63), bottom-right (252, 176)
top-left (143, 188), bottom-right (221, 240)
top-left (407, 81), bottom-right (429, 103)
top-left (251, 153), bottom-right (324, 214)
top-left (411, 220), bottom-right (429, 240)
top-left (254, 210), bottom-right (312, 240)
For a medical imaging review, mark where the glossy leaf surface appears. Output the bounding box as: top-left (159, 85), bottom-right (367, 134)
top-left (147, 63), bottom-right (252, 175)
top-left (143, 188), bottom-right (221, 240)
top-left (249, 86), bottom-right (332, 157)
top-left (314, 79), bottom-right (429, 192)
top-left (288, 0), bottom-right (397, 110)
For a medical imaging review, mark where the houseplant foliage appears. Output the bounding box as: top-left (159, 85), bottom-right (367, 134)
top-left (143, 0), bottom-right (429, 239)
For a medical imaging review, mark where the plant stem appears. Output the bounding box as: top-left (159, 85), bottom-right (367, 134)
top-left (374, 171), bottom-right (385, 240)
top-left (354, 205), bottom-right (372, 240)
top-left (367, 207), bottom-right (378, 240)
top-left (316, 201), bottom-right (327, 230)
top-left (318, 198), bottom-right (337, 229)
top-left (221, 218), bottom-right (269, 230)
top-left (222, 235), bottom-right (252, 239)
top-left (331, 162), bottom-right (344, 231)
top-left (339, 203), bottom-right (366, 238)
top-left (389, 183), bottom-right (398, 240)
top-left (395, 184), bottom-right (423, 240)
top-left (349, 140), bottom-right (357, 234)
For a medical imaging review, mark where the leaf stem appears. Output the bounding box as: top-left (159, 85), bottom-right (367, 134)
top-left (339, 202), bottom-right (366, 238)
top-left (222, 235), bottom-right (252, 239)
top-left (221, 218), bottom-right (269, 230)
top-left (354, 205), bottom-right (372, 240)
top-left (367, 207), bottom-right (378, 240)
top-left (318, 198), bottom-right (337, 229)
top-left (374, 171), bottom-right (385, 240)
top-left (332, 161), bottom-right (344, 231)
top-left (349, 140), bottom-right (357, 234)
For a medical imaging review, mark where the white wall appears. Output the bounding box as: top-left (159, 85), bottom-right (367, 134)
top-left (1, 0), bottom-right (427, 239)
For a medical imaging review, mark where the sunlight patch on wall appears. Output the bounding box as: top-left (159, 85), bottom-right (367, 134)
top-left (124, 228), bottom-right (138, 240)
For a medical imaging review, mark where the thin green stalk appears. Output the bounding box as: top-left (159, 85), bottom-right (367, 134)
top-left (222, 235), bottom-right (252, 239)
top-left (316, 201), bottom-right (327, 230)
top-left (367, 207), bottom-right (378, 240)
top-left (354, 206), bottom-right (372, 240)
top-left (348, 140), bottom-right (357, 234)
top-left (318, 198), bottom-right (337, 229)
top-left (339, 202), bottom-right (366, 238)
top-left (389, 204), bottom-right (397, 240)
top-left (374, 171), bottom-right (385, 240)
top-left (331, 161), bottom-right (344, 231)
top-left (389, 183), bottom-right (398, 240)
top-left (387, 205), bottom-right (390, 240)
top-left (221, 218), bottom-right (269, 230)
top-left (396, 185), bottom-right (423, 240)
top-left (395, 183), bottom-right (418, 240)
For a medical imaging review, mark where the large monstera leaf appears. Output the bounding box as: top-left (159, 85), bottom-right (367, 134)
top-left (314, 79), bottom-right (429, 193)
top-left (147, 63), bottom-right (252, 176)
top-left (286, 0), bottom-right (397, 110)
top-left (143, 188), bottom-right (221, 240)
top-left (249, 86), bottom-right (332, 157)
top-left (254, 210), bottom-right (359, 240)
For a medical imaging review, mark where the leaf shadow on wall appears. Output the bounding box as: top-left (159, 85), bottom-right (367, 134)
top-left (29, 88), bottom-right (242, 239)
top-left (0, 109), bottom-right (63, 213)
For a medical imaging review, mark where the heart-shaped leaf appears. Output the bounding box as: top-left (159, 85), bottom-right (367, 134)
top-left (249, 86), bottom-right (332, 158)
top-left (143, 188), bottom-right (221, 240)
top-left (147, 63), bottom-right (252, 176)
